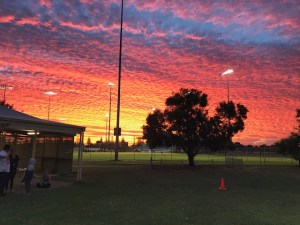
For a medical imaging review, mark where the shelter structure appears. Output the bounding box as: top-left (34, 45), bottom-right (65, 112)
top-left (0, 106), bottom-right (85, 181)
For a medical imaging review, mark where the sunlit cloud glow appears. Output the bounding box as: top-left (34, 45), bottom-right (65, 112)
top-left (0, 0), bottom-right (299, 145)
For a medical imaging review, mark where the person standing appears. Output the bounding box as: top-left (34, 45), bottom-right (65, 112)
top-left (0, 144), bottom-right (11, 196)
top-left (22, 158), bottom-right (36, 194)
top-left (8, 147), bottom-right (19, 193)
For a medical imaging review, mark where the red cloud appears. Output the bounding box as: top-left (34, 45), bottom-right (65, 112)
top-left (0, 0), bottom-right (299, 145)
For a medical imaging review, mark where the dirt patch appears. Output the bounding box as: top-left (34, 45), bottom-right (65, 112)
top-left (6, 172), bottom-right (75, 195)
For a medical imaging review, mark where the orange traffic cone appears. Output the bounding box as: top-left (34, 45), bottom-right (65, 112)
top-left (219, 177), bottom-right (227, 190)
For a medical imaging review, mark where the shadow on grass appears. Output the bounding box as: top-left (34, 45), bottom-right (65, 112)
top-left (0, 165), bottom-right (299, 225)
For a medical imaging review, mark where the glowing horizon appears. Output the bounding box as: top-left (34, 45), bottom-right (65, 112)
top-left (0, 0), bottom-right (299, 146)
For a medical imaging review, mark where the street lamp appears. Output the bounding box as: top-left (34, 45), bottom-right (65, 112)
top-left (107, 82), bottom-right (115, 143)
top-left (221, 69), bottom-right (234, 102)
top-left (0, 84), bottom-right (13, 102)
top-left (44, 91), bottom-right (57, 120)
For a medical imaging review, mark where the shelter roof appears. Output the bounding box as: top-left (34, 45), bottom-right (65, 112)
top-left (0, 106), bottom-right (85, 136)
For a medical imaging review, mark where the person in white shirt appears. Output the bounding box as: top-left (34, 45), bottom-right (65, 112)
top-left (0, 144), bottom-right (11, 196)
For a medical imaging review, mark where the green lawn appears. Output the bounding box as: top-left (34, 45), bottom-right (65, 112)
top-left (75, 151), bottom-right (298, 166)
top-left (0, 165), bottom-right (299, 225)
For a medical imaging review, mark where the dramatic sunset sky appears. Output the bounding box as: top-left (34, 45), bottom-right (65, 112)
top-left (0, 0), bottom-right (299, 145)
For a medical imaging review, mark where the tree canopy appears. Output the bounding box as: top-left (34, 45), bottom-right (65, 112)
top-left (143, 109), bottom-right (170, 149)
top-left (206, 101), bottom-right (248, 152)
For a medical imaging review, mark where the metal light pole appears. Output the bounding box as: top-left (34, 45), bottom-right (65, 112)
top-left (0, 84), bottom-right (13, 102)
top-left (115, 0), bottom-right (124, 161)
top-left (221, 69), bottom-right (234, 102)
top-left (107, 82), bottom-right (115, 143)
top-left (105, 113), bottom-right (109, 142)
top-left (220, 69), bottom-right (234, 157)
top-left (44, 91), bottom-right (57, 120)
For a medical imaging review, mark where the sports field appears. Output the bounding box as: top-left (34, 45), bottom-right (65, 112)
top-left (75, 151), bottom-right (298, 166)
top-left (0, 165), bottom-right (299, 225)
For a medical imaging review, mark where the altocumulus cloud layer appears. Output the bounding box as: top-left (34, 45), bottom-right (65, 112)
top-left (0, 0), bottom-right (299, 145)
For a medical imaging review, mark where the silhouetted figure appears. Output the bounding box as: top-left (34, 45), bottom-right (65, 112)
top-left (0, 144), bottom-right (11, 196)
top-left (8, 147), bottom-right (19, 193)
top-left (22, 158), bottom-right (36, 194)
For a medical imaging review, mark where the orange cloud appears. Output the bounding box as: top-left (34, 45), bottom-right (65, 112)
top-left (0, 0), bottom-right (299, 146)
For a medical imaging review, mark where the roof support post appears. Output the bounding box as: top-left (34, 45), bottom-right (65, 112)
top-left (77, 131), bottom-right (84, 181)
top-left (32, 130), bottom-right (37, 158)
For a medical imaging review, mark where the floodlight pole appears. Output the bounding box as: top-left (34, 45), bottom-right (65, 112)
top-left (114, 0), bottom-right (124, 161)
top-left (221, 69), bottom-right (233, 103)
top-left (107, 82), bottom-right (114, 143)
top-left (105, 113), bottom-right (109, 142)
top-left (220, 69), bottom-right (234, 155)
top-left (47, 95), bottom-right (53, 120)
top-left (44, 91), bottom-right (57, 120)
top-left (226, 76), bottom-right (229, 103)
top-left (0, 84), bottom-right (13, 102)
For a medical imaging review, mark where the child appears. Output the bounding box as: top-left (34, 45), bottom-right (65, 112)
top-left (36, 169), bottom-right (51, 188)
top-left (22, 158), bottom-right (36, 193)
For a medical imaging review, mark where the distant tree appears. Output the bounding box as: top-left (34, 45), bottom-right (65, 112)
top-left (86, 137), bottom-right (92, 146)
top-left (276, 133), bottom-right (300, 166)
top-left (276, 109), bottom-right (300, 166)
top-left (296, 108), bottom-right (300, 133)
top-left (206, 101), bottom-right (248, 152)
top-left (131, 137), bottom-right (144, 152)
top-left (143, 88), bottom-right (209, 166)
top-left (0, 100), bottom-right (14, 109)
top-left (234, 142), bottom-right (244, 151)
top-left (120, 138), bottom-right (129, 151)
top-left (135, 137), bottom-right (144, 147)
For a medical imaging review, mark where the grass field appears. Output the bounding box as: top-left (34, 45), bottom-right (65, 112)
top-left (75, 151), bottom-right (298, 166)
top-left (1, 165), bottom-right (299, 225)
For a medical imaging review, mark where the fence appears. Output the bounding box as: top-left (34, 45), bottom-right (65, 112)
top-left (73, 151), bottom-right (298, 167)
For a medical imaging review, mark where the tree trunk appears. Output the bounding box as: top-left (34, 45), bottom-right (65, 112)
top-left (188, 154), bottom-right (195, 167)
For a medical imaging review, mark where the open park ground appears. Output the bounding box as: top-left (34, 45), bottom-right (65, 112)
top-left (0, 160), bottom-right (300, 225)
top-left (76, 151), bottom-right (298, 166)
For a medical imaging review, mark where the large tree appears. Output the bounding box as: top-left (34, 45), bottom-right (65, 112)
top-left (206, 101), bottom-right (248, 152)
top-left (143, 88), bottom-right (249, 167)
top-left (143, 88), bottom-right (209, 166)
